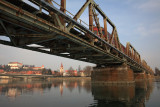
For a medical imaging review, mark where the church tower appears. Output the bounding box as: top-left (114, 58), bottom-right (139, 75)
top-left (60, 63), bottom-right (64, 74)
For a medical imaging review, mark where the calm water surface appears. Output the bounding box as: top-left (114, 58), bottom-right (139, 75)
top-left (0, 78), bottom-right (160, 107)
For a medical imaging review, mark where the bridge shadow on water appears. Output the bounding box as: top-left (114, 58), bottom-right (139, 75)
top-left (90, 79), bottom-right (154, 107)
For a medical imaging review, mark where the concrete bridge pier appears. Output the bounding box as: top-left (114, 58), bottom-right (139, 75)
top-left (134, 72), bottom-right (154, 81)
top-left (134, 71), bottom-right (147, 81)
top-left (91, 64), bottom-right (134, 84)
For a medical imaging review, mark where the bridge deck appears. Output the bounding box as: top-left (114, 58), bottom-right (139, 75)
top-left (0, 0), bottom-right (153, 74)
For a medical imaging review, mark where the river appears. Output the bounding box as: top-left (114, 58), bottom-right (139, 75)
top-left (0, 78), bottom-right (159, 107)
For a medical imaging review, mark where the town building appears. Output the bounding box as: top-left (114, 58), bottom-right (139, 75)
top-left (0, 69), bottom-right (4, 74)
top-left (79, 71), bottom-right (85, 77)
top-left (8, 62), bottom-right (23, 69)
top-left (23, 65), bottom-right (44, 71)
top-left (32, 65), bottom-right (44, 70)
top-left (64, 70), bottom-right (78, 76)
top-left (63, 70), bottom-right (70, 76)
top-left (74, 70), bottom-right (78, 76)
top-left (60, 63), bottom-right (64, 74)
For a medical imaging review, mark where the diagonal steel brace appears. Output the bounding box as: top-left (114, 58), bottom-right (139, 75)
top-left (0, 20), bottom-right (16, 46)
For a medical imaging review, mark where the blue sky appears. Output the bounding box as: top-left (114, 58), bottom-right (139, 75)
top-left (0, 0), bottom-right (160, 70)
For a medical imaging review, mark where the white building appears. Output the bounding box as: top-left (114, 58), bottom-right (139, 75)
top-left (60, 63), bottom-right (64, 74)
top-left (8, 62), bottom-right (23, 69)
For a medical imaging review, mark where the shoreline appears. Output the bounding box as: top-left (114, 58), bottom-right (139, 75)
top-left (48, 76), bottom-right (91, 80)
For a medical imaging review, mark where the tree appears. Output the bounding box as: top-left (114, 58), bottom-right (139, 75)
top-left (83, 66), bottom-right (93, 76)
top-left (78, 65), bottom-right (81, 72)
top-left (52, 70), bottom-right (60, 76)
top-left (42, 68), bottom-right (52, 75)
top-left (42, 68), bottom-right (47, 74)
top-left (48, 69), bottom-right (52, 75)
top-left (68, 66), bottom-right (74, 76)
top-left (155, 67), bottom-right (160, 76)
top-left (68, 66), bottom-right (74, 71)
top-left (0, 65), bottom-right (3, 69)
top-left (3, 65), bottom-right (10, 71)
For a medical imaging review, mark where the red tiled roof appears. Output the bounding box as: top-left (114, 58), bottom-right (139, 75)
top-left (74, 70), bottom-right (77, 73)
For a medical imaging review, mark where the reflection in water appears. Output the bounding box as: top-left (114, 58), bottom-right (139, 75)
top-left (0, 78), bottom-right (91, 100)
top-left (0, 78), bottom-right (156, 107)
top-left (0, 80), bottom-right (52, 100)
top-left (90, 80), bottom-right (154, 107)
top-left (156, 79), bottom-right (160, 90)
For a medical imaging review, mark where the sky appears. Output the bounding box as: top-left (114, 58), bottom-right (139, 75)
top-left (0, 0), bottom-right (160, 71)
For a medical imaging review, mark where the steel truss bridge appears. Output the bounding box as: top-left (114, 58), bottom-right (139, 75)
top-left (0, 0), bottom-right (154, 74)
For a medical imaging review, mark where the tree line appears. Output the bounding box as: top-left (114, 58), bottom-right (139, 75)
top-left (155, 67), bottom-right (160, 76)
top-left (66, 65), bottom-right (93, 76)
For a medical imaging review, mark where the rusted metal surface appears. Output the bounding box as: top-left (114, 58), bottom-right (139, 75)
top-left (109, 28), bottom-right (115, 44)
top-left (73, 0), bottom-right (91, 21)
top-left (59, 0), bottom-right (66, 26)
top-left (103, 18), bottom-right (108, 41)
top-left (92, 7), bottom-right (103, 39)
top-left (89, 3), bottom-right (93, 32)
top-left (0, 0), bottom-right (153, 75)
top-left (126, 42), bottom-right (141, 64)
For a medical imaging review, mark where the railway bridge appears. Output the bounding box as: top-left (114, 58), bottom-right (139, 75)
top-left (0, 0), bottom-right (154, 83)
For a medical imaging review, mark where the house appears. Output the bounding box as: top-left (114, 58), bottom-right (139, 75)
top-left (23, 65), bottom-right (44, 71)
top-left (63, 70), bottom-right (70, 76)
top-left (63, 70), bottom-right (78, 76)
top-left (0, 69), bottom-right (4, 74)
top-left (32, 65), bottom-right (44, 70)
top-left (79, 71), bottom-right (85, 77)
top-left (8, 62), bottom-right (23, 69)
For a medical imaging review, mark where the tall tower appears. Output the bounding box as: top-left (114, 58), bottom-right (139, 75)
top-left (60, 63), bottom-right (64, 74)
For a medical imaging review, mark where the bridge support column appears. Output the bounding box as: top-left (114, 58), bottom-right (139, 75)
top-left (91, 64), bottom-right (134, 84)
top-left (146, 74), bottom-right (151, 79)
top-left (134, 72), bottom-right (154, 81)
top-left (146, 74), bottom-right (154, 79)
top-left (134, 71), bottom-right (147, 81)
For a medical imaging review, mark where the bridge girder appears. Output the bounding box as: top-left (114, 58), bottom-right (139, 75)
top-left (0, 0), bottom-right (153, 74)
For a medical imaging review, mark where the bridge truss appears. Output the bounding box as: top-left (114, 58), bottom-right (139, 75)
top-left (0, 0), bottom-right (154, 74)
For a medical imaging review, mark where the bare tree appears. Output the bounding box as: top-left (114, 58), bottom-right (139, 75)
top-left (78, 65), bottom-right (81, 72)
top-left (83, 66), bottom-right (93, 76)
top-left (68, 66), bottom-right (74, 76)
top-left (155, 67), bottom-right (160, 76)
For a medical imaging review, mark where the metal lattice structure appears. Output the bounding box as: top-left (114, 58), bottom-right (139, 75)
top-left (0, 0), bottom-right (154, 75)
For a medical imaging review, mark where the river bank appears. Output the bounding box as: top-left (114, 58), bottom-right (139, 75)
top-left (48, 76), bottom-right (91, 80)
